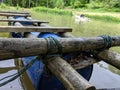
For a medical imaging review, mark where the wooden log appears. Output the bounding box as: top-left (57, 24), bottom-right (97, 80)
top-left (0, 13), bottom-right (31, 17)
top-left (0, 19), bottom-right (49, 25)
top-left (45, 56), bottom-right (96, 90)
top-left (96, 50), bottom-right (120, 70)
top-left (0, 11), bottom-right (30, 14)
top-left (0, 36), bottom-right (120, 60)
top-left (0, 26), bottom-right (72, 32)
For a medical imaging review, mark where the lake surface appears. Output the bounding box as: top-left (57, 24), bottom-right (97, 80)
top-left (0, 11), bottom-right (120, 90)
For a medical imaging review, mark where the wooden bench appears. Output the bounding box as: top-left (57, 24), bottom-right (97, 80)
top-left (0, 11), bottom-right (30, 14)
top-left (0, 19), bottom-right (49, 26)
top-left (0, 13), bottom-right (31, 17)
top-left (0, 26), bottom-right (72, 32)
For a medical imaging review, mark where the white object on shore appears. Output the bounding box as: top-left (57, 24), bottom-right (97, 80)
top-left (75, 14), bottom-right (89, 24)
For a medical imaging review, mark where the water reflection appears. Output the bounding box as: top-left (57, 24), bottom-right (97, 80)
top-left (90, 62), bottom-right (120, 89)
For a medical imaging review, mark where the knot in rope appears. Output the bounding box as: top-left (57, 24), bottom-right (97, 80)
top-left (44, 36), bottom-right (62, 55)
top-left (42, 36), bottom-right (62, 64)
top-left (99, 35), bottom-right (112, 50)
top-left (90, 35), bottom-right (112, 56)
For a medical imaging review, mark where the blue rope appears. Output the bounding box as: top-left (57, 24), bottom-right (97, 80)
top-left (45, 36), bottom-right (62, 54)
top-left (42, 36), bottom-right (62, 64)
top-left (99, 35), bottom-right (112, 50)
top-left (90, 35), bottom-right (112, 56)
top-left (0, 57), bottom-right (39, 87)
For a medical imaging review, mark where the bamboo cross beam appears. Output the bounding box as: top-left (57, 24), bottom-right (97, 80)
top-left (0, 36), bottom-right (120, 60)
top-left (0, 11), bottom-right (30, 14)
top-left (96, 50), bottom-right (120, 70)
top-left (0, 13), bottom-right (31, 17)
top-left (45, 56), bottom-right (96, 90)
top-left (0, 26), bottom-right (72, 32)
top-left (0, 19), bottom-right (49, 26)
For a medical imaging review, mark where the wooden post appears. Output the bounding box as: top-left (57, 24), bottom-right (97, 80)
top-left (45, 56), bottom-right (96, 90)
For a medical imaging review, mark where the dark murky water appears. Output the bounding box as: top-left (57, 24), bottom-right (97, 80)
top-left (0, 11), bottom-right (120, 90)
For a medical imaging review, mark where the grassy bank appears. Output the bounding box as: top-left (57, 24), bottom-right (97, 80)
top-left (85, 14), bottom-right (120, 23)
top-left (32, 7), bottom-right (72, 16)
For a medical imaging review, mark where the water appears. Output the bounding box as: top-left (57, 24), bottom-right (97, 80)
top-left (0, 59), bottom-right (23, 90)
top-left (0, 11), bottom-right (120, 90)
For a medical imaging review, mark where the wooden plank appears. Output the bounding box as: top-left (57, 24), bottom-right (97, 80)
top-left (0, 13), bottom-right (31, 17)
top-left (45, 56), bottom-right (96, 90)
top-left (0, 26), bottom-right (72, 32)
top-left (0, 19), bottom-right (49, 24)
top-left (0, 11), bottom-right (30, 14)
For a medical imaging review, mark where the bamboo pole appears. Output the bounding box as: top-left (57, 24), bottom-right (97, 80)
top-left (97, 50), bottom-right (120, 70)
top-left (0, 36), bottom-right (120, 60)
top-left (46, 56), bottom-right (96, 90)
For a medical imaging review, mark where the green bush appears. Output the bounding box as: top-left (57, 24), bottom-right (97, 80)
top-left (0, 3), bottom-right (7, 9)
top-left (73, 1), bottom-right (85, 8)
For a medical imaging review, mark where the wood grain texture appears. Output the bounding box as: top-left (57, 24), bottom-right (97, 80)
top-left (0, 13), bottom-right (31, 17)
top-left (0, 11), bottom-right (30, 14)
top-left (0, 26), bottom-right (72, 32)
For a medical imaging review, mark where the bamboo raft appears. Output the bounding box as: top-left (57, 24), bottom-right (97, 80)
top-left (0, 11), bottom-right (120, 90)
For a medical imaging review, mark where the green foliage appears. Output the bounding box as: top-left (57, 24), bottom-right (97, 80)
top-left (32, 6), bottom-right (72, 16)
top-left (2, 0), bottom-right (120, 9)
top-left (0, 3), bottom-right (8, 9)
